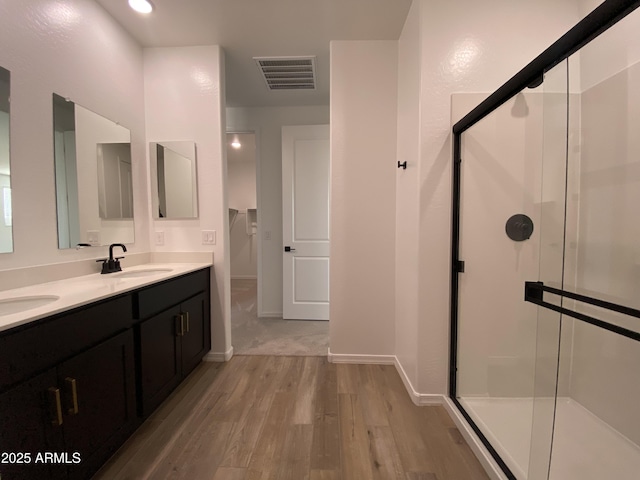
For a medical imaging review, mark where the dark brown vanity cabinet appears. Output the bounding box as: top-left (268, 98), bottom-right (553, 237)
top-left (57, 330), bottom-right (136, 480)
top-left (0, 296), bottom-right (136, 480)
top-left (135, 269), bottom-right (211, 417)
top-left (0, 268), bottom-right (211, 479)
top-left (0, 369), bottom-right (65, 479)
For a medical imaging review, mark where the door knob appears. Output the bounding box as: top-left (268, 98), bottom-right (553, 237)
top-left (284, 246), bottom-right (296, 252)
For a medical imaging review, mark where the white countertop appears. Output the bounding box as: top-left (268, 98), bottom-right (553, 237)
top-left (0, 263), bottom-right (212, 333)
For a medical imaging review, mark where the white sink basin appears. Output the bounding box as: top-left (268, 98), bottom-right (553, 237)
top-left (0, 295), bottom-right (60, 316)
top-left (114, 268), bottom-right (173, 279)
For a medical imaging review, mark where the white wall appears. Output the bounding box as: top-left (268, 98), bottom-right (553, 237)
top-left (144, 45), bottom-right (229, 357)
top-left (0, 0), bottom-right (147, 273)
top-left (227, 133), bottom-right (257, 210)
top-left (395, 0), bottom-right (421, 392)
top-left (401, 0), bottom-right (581, 395)
top-left (226, 106), bottom-right (329, 316)
top-left (227, 132), bottom-right (258, 279)
top-left (329, 40), bottom-right (397, 357)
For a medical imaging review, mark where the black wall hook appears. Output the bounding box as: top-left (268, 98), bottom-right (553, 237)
top-left (397, 161), bottom-right (407, 170)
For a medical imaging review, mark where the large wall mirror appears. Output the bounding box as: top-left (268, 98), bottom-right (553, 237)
top-left (53, 94), bottom-right (135, 249)
top-left (0, 66), bottom-right (12, 254)
top-left (150, 141), bottom-right (198, 219)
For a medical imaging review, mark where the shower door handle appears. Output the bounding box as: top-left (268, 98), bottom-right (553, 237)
top-left (524, 281), bottom-right (640, 342)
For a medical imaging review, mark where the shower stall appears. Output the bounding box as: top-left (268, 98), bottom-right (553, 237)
top-left (450, 1), bottom-right (640, 479)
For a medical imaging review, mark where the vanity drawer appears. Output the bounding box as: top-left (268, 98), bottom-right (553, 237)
top-left (0, 294), bottom-right (133, 389)
top-left (135, 268), bottom-right (209, 319)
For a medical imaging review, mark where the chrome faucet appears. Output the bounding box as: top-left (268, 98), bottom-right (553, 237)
top-left (96, 243), bottom-right (127, 274)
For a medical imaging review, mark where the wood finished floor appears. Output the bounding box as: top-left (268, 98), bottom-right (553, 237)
top-left (94, 356), bottom-right (489, 480)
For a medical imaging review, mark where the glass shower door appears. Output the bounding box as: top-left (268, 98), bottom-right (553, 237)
top-left (525, 59), bottom-right (570, 480)
top-left (453, 4), bottom-right (640, 480)
top-left (454, 57), bottom-right (568, 479)
top-left (538, 12), bottom-right (640, 478)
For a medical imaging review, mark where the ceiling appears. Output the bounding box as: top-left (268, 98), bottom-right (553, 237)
top-left (95, 0), bottom-right (412, 107)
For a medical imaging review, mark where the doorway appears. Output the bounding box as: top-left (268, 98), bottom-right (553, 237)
top-left (225, 126), bottom-right (330, 356)
top-left (227, 132), bottom-right (259, 351)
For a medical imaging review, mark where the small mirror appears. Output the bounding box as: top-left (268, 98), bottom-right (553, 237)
top-left (53, 94), bottom-right (135, 248)
top-left (150, 141), bottom-right (198, 219)
top-left (0, 66), bottom-right (11, 254)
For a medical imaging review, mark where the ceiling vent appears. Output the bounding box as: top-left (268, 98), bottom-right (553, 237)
top-left (254, 56), bottom-right (316, 90)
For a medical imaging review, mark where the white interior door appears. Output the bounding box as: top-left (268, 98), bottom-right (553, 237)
top-left (282, 125), bottom-right (330, 320)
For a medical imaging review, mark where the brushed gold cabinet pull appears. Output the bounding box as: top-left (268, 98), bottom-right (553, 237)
top-left (48, 387), bottom-right (63, 426)
top-left (65, 377), bottom-right (79, 415)
top-left (175, 314), bottom-right (184, 337)
top-left (184, 311), bottom-right (190, 334)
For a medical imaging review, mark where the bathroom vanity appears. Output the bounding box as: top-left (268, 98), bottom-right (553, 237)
top-left (0, 265), bottom-right (211, 479)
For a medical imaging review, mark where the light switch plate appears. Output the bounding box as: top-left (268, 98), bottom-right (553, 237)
top-left (202, 230), bottom-right (216, 245)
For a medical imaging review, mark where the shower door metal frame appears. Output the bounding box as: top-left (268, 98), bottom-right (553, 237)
top-left (449, 1), bottom-right (640, 479)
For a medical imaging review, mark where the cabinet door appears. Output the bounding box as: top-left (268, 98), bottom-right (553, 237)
top-left (58, 330), bottom-right (136, 480)
top-left (0, 369), bottom-right (66, 480)
top-left (180, 293), bottom-right (210, 376)
top-left (138, 305), bottom-right (182, 417)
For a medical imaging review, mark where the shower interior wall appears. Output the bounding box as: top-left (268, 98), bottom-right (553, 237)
top-left (453, 89), bottom-right (579, 401)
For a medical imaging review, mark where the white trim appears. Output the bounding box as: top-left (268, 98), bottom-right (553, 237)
top-left (230, 275), bottom-right (258, 280)
top-left (321, 349), bottom-right (502, 480)
top-left (442, 397), bottom-right (509, 480)
top-left (393, 357), bottom-right (444, 406)
top-left (203, 346), bottom-right (234, 362)
top-left (259, 311), bottom-right (283, 318)
top-left (327, 349), bottom-right (395, 365)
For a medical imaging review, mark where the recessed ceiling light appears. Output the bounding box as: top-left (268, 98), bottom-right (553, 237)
top-left (231, 141), bottom-right (242, 149)
top-left (128, 0), bottom-right (153, 14)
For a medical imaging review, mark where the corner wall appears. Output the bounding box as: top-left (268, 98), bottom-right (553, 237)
top-left (395, 0), bottom-right (421, 394)
top-left (329, 40), bottom-right (397, 358)
top-left (144, 46), bottom-right (229, 356)
top-left (411, 0), bottom-right (581, 395)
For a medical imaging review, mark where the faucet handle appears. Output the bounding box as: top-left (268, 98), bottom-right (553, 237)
top-left (96, 258), bottom-right (113, 275)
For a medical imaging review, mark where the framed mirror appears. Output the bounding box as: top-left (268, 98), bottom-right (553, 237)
top-left (53, 94), bottom-right (135, 248)
top-left (150, 141), bottom-right (198, 219)
top-left (0, 66), bottom-right (12, 254)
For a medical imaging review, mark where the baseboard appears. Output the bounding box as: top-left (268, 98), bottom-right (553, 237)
top-left (231, 275), bottom-right (257, 280)
top-left (203, 346), bottom-right (234, 362)
top-left (326, 351), bottom-right (444, 406)
top-left (327, 349), bottom-right (395, 365)
top-left (271, 345), bottom-right (499, 479)
top-left (258, 311), bottom-right (283, 318)
top-left (393, 357), bottom-right (444, 406)
top-left (442, 398), bottom-right (508, 480)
